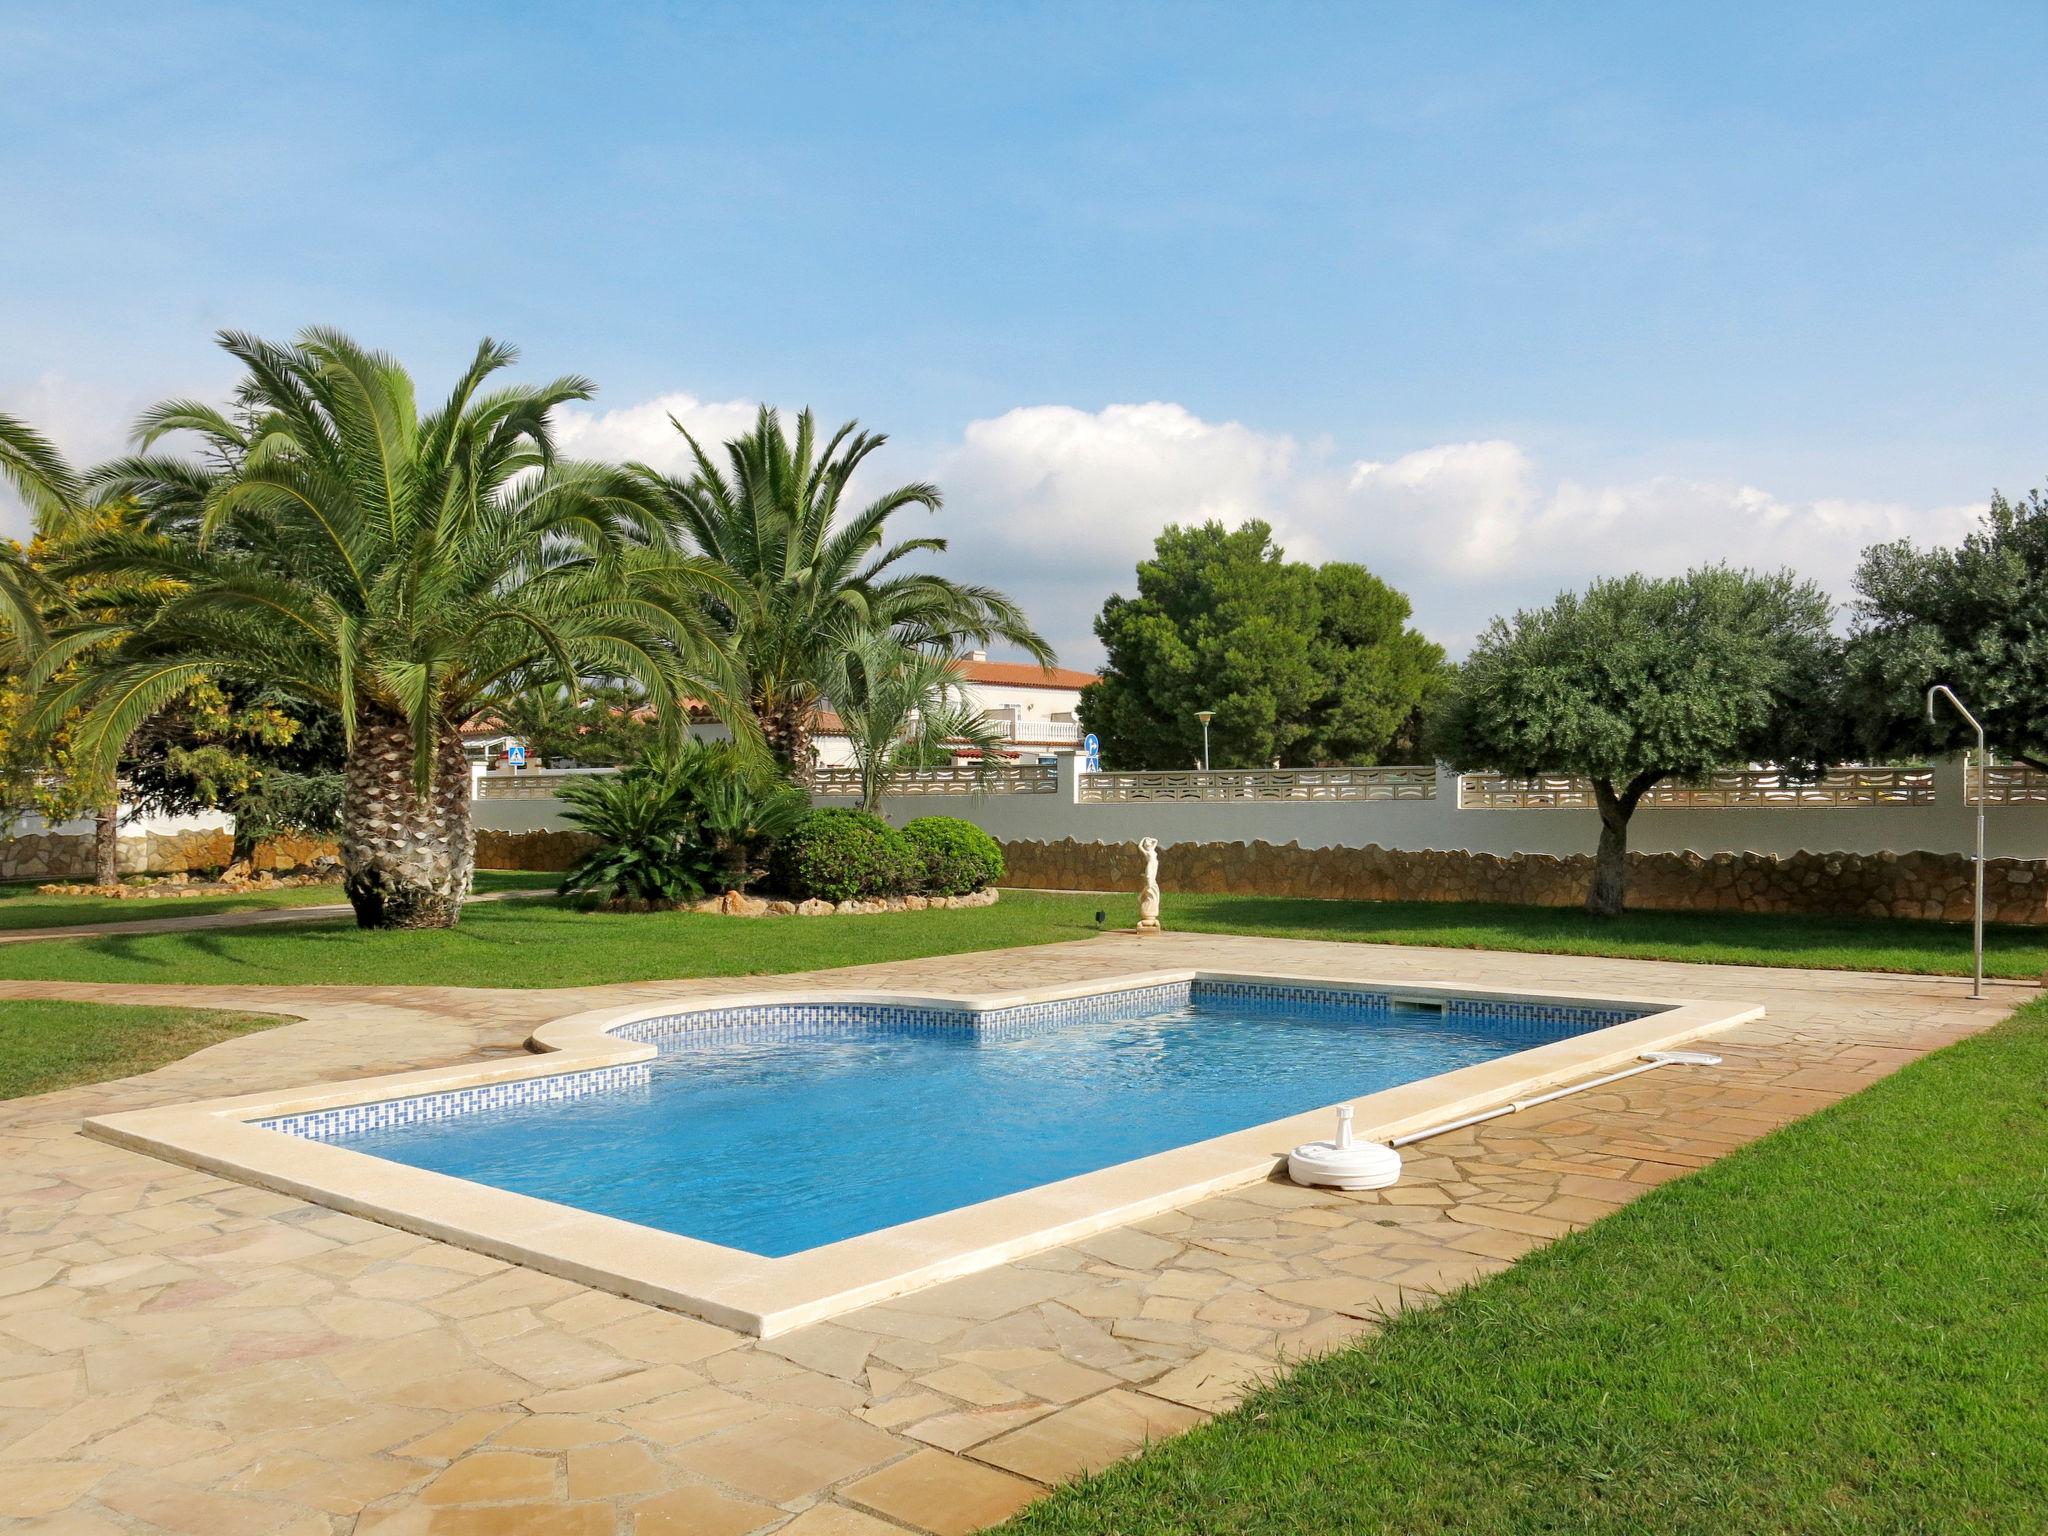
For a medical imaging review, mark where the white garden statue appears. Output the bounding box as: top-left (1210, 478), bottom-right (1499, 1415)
top-left (1136, 836), bottom-right (1162, 933)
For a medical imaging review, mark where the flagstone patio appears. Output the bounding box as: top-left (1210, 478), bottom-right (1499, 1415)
top-left (0, 934), bottom-right (2015, 1534)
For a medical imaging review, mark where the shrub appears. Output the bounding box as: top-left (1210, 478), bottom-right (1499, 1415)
top-left (556, 766), bottom-right (709, 909)
top-left (692, 770), bottom-right (808, 893)
top-left (902, 816), bottom-right (1004, 895)
top-left (774, 808), bottom-right (918, 902)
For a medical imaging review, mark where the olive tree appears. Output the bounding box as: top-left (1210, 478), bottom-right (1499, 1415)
top-left (1429, 566), bottom-right (1843, 916)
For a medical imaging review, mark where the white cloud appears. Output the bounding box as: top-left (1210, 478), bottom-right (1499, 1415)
top-left (934, 403), bottom-right (1305, 659)
top-left (1343, 439), bottom-right (1539, 573)
top-left (935, 407), bottom-right (1983, 662)
top-left (944, 402), bottom-right (1297, 568)
top-left (552, 391), bottom-right (765, 476)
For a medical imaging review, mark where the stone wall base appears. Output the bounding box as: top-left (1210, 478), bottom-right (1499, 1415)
top-left (0, 827), bottom-right (591, 881)
top-left (474, 829), bottom-right (595, 872)
top-left (0, 829), bottom-right (340, 883)
top-left (998, 837), bottom-right (2048, 925)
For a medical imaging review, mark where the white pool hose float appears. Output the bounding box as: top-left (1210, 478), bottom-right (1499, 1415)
top-left (1287, 1050), bottom-right (1723, 1190)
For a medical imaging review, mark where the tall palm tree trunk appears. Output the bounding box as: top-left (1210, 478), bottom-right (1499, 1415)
top-left (342, 711), bottom-right (474, 929)
top-left (758, 694), bottom-right (815, 776)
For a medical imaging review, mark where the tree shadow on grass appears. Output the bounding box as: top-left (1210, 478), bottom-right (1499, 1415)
top-left (6, 895), bottom-right (1117, 989)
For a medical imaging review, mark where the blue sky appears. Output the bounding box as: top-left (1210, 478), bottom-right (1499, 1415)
top-left (4, 2), bottom-right (2044, 662)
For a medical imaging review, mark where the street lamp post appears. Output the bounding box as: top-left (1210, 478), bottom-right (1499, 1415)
top-left (1926, 685), bottom-right (1986, 1000)
top-left (1195, 710), bottom-right (1214, 772)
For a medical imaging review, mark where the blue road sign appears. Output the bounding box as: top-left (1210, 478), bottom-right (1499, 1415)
top-left (1082, 733), bottom-right (1101, 772)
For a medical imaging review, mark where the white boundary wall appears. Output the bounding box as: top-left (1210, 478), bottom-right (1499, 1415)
top-left (7, 807), bottom-right (233, 838)
top-left (473, 757), bottom-right (2048, 862)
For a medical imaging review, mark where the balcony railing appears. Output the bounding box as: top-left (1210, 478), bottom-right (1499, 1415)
top-left (1078, 766), bottom-right (1439, 803)
top-left (806, 763), bottom-right (1060, 797)
top-left (1459, 765), bottom-right (1937, 810)
top-left (988, 717), bottom-right (1082, 744)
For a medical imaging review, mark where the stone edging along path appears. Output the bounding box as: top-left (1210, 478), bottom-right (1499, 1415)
top-left (691, 887), bottom-right (1000, 917)
top-left (0, 934), bottom-right (2017, 1534)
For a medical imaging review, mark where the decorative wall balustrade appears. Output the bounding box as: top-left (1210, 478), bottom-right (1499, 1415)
top-left (1968, 761), bottom-right (2048, 805)
top-left (1458, 765), bottom-right (1937, 810)
top-left (473, 767), bottom-right (616, 801)
top-left (1078, 766), bottom-right (1439, 804)
top-left (805, 764), bottom-right (1060, 797)
top-left (478, 760), bottom-right (1975, 813)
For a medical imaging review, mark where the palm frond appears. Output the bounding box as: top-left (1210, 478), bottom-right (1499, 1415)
top-left (0, 410), bottom-right (81, 524)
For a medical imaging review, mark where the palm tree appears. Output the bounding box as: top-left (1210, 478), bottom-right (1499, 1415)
top-left (0, 414), bottom-right (118, 880)
top-left (626, 407), bottom-right (1052, 769)
top-left (36, 328), bottom-right (741, 928)
top-left (0, 411), bottom-right (77, 660)
top-left (829, 629), bottom-right (1007, 814)
top-left (0, 410), bottom-right (79, 521)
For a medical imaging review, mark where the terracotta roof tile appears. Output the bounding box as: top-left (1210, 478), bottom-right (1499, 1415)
top-left (951, 659), bottom-right (1100, 690)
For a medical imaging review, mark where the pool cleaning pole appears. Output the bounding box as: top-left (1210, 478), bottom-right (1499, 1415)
top-left (1926, 685), bottom-right (1985, 1000)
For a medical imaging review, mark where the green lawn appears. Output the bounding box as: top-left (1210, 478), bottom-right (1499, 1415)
top-left (1004, 998), bottom-right (2048, 1535)
top-left (0, 886), bottom-right (2026, 988)
top-left (0, 999), bottom-right (285, 1099)
top-left (1156, 892), bottom-right (2045, 978)
top-left (0, 868), bottom-right (557, 932)
top-left (0, 887), bottom-right (1103, 987)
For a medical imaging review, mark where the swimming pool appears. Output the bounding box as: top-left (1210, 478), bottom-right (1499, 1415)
top-left (94, 968), bottom-right (1747, 1334)
top-left (260, 980), bottom-right (1650, 1258)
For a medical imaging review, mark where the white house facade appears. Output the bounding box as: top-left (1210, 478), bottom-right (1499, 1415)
top-left (464, 652), bottom-right (1101, 772)
top-left (807, 651), bottom-right (1098, 767)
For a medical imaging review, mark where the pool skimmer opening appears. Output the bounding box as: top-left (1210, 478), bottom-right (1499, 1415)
top-left (1288, 1049), bottom-right (1724, 1191)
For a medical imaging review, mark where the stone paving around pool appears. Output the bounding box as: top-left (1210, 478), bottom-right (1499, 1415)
top-left (0, 935), bottom-right (2016, 1534)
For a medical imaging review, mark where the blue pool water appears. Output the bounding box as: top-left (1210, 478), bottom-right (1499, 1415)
top-left (285, 982), bottom-right (1641, 1257)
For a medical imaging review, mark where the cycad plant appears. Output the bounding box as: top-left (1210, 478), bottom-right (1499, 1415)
top-left (556, 760), bottom-right (709, 909)
top-left (555, 740), bottom-right (805, 905)
top-left (690, 750), bottom-right (808, 892)
top-left (33, 329), bottom-right (740, 928)
top-left (626, 407), bottom-right (1051, 768)
top-left (829, 629), bottom-right (1007, 813)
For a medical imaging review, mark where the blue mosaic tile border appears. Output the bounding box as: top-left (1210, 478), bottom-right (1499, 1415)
top-left (256, 1062), bottom-right (651, 1142)
top-left (257, 981), bottom-right (1650, 1143)
top-left (617, 981), bottom-right (1199, 1049)
top-left (1445, 996), bottom-right (1643, 1030)
top-left (618, 1001), bottom-right (977, 1047)
top-left (985, 980), bottom-right (1192, 1036)
top-left (1196, 980), bottom-right (1394, 1014)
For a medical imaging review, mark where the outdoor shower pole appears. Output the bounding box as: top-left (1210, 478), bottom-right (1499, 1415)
top-left (1926, 685), bottom-right (1986, 999)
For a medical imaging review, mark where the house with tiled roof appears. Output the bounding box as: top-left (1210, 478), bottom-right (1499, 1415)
top-left (468, 653), bottom-right (1099, 771)
top-left (950, 651), bottom-right (1099, 756)
top-left (808, 651), bottom-right (1099, 766)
